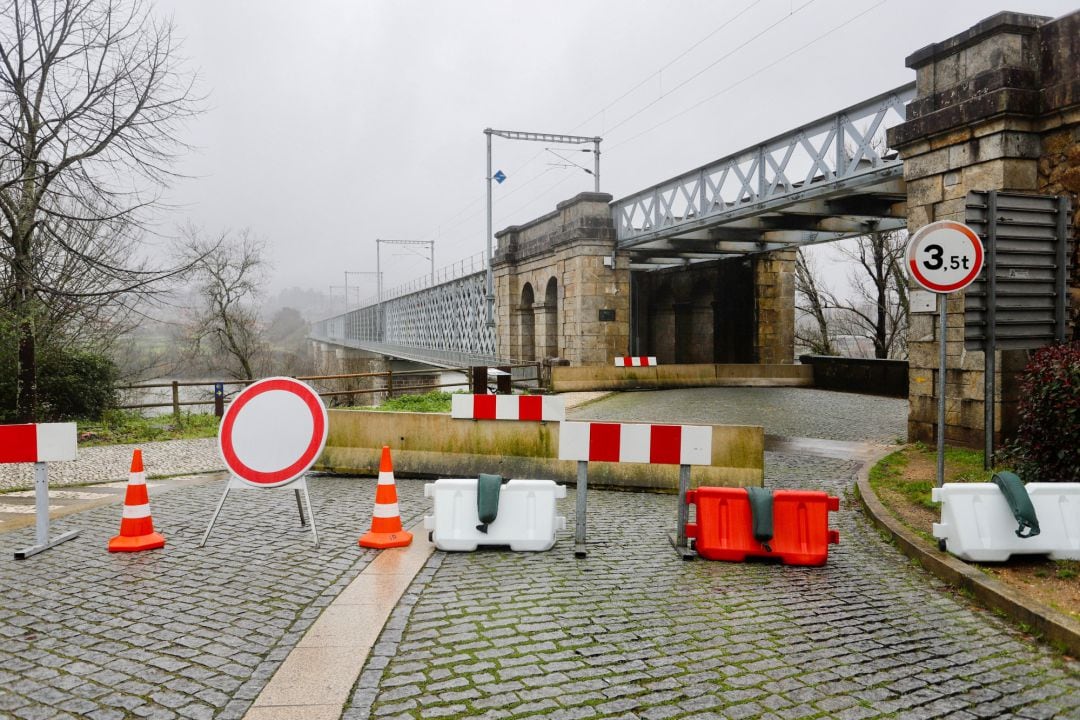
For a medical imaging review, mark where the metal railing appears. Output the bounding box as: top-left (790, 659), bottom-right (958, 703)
top-left (116, 363), bottom-right (543, 417)
top-left (611, 83), bottom-right (916, 246)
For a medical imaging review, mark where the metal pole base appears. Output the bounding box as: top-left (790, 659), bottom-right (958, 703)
top-left (667, 531), bottom-right (696, 561)
top-left (14, 529), bottom-right (80, 560)
top-left (574, 542), bottom-right (587, 559)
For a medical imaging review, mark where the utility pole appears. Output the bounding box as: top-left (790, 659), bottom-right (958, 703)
top-left (484, 128), bottom-right (602, 329)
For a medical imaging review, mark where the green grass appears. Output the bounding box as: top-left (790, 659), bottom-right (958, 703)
top-left (1056, 560), bottom-right (1079, 581)
top-left (77, 409), bottom-right (220, 446)
top-left (868, 448), bottom-right (938, 510)
top-left (353, 390), bottom-right (457, 413)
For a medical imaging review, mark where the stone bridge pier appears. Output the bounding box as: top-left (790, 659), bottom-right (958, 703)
top-left (493, 193), bottom-right (795, 367)
top-left (889, 10), bottom-right (1080, 446)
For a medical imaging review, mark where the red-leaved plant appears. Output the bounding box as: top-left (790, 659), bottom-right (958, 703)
top-left (1008, 341), bottom-right (1080, 482)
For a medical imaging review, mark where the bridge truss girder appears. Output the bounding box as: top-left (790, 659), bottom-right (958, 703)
top-left (612, 83), bottom-right (915, 268)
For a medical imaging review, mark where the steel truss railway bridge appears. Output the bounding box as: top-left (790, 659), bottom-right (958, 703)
top-left (312, 82), bottom-right (915, 368)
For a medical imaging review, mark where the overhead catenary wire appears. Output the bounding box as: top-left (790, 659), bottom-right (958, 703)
top-left (408, 0), bottom-right (888, 279)
top-left (411, 0), bottom-right (781, 248)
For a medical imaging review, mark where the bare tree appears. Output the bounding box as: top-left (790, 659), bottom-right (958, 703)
top-left (833, 227), bottom-right (909, 359)
top-left (794, 248), bottom-right (837, 356)
top-left (0, 0), bottom-right (200, 420)
top-left (180, 227), bottom-right (269, 382)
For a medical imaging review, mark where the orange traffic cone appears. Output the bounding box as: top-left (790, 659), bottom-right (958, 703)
top-left (108, 449), bottom-right (165, 552)
top-left (359, 446), bottom-right (412, 549)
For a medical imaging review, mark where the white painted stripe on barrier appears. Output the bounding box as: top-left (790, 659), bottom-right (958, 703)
top-left (122, 504), bottom-right (152, 519)
top-left (372, 503), bottom-right (400, 518)
top-left (377, 471), bottom-right (395, 486)
top-left (450, 394), bottom-right (472, 419)
top-left (34, 423), bottom-right (78, 462)
top-left (495, 395), bottom-right (519, 420)
top-left (619, 424), bottom-right (651, 464)
top-left (558, 422), bottom-right (592, 462)
top-left (542, 396), bottom-right (566, 422)
top-left (680, 426), bottom-right (712, 466)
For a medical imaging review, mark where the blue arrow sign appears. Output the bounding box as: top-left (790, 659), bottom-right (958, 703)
top-left (493, 170), bottom-right (506, 184)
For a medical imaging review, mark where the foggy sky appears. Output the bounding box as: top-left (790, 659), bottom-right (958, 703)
top-left (152, 0), bottom-right (1078, 307)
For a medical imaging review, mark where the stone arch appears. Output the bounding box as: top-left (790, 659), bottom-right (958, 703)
top-left (519, 282), bottom-right (536, 361)
top-left (544, 276), bottom-right (559, 359)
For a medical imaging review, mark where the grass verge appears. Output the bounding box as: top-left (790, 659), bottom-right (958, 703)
top-left (869, 443), bottom-right (1080, 623)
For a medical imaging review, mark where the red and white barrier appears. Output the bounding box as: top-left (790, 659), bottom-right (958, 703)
top-left (558, 421), bottom-right (711, 465)
top-left (1, 423), bottom-right (79, 559)
top-left (451, 394), bottom-right (565, 422)
top-left (0, 423), bottom-right (77, 464)
top-left (615, 356), bottom-right (657, 367)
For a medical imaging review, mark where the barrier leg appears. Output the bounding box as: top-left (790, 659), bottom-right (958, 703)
top-left (575, 460), bottom-right (588, 558)
top-left (14, 462), bottom-right (79, 560)
top-left (294, 487), bottom-right (309, 526)
top-left (671, 464), bottom-right (695, 560)
top-left (299, 478), bottom-right (319, 547)
top-left (199, 480), bottom-right (232, 548)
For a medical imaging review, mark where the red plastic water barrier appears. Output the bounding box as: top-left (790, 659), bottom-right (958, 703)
top-left (686, 487), bottom-right (840, 566)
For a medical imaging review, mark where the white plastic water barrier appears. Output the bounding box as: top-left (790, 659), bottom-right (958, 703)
top-left (932, 482), bottom-right (1080, 562)
top-left (423, 479), bottom-right (567, 552)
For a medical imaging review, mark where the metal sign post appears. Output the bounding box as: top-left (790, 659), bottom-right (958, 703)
top-left (905, 221), bottom-right (984, 487)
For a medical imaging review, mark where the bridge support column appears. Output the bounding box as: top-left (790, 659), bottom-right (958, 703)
top-left (889, 10), bottom-right (1080, 447)
top-left (493, 192), bottom-right (628, 366)
top-left (754, 250), bottom-right (796, 365)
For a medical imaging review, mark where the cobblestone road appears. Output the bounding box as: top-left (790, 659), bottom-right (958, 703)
top-left (1, 389), bottom-right (1077, 720)
top-left (344, 451), bottom-right (1079, 720)
top-left (568, 387), bottom-right (908, 444)
top-left (0, 474), bottom-right (429, 720)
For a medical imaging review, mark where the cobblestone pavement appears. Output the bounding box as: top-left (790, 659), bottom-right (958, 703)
top-left (0, 474), bottom-right (430, 720)
top-left (345, 453), bottom-right (1080, 720)
top-left (0, 439), bottom-right (221, 492)
top-left (568, 387), bottom-right (908, 444)
top-left (3, 389), bottom-right (1078, 720)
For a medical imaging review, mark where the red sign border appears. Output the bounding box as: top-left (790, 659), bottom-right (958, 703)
top-left (907, 220), bottom-right (984, 294)
top-left (218, 377), bottom-right (327, 488)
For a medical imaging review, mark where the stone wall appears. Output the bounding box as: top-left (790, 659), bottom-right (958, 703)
top-left (754, 250), bottom-right (797, 365)
top-left (888, 10), bottom-right (1080, 446)
top-left (493, 193), bottom-right (629, 365)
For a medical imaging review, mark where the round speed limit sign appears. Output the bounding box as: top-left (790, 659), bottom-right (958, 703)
top-left (905, 220), bottom-right (984, 293)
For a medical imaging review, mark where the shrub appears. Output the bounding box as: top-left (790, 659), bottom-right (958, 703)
top-left (1009, 341), bottom-right (1080, 482)
top-left (37, 347), bottom-right (119, 421)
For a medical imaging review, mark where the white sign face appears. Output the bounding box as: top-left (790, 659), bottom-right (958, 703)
top-left (905, 221), bottom-right (984, 294)
top-left (218, 377), bottom-right (328, 488)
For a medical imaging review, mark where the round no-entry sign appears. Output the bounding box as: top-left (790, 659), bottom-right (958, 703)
top-left (905, 220), bottom-right (984, 293)
top-left (218, 377), bottom-right (328, 488)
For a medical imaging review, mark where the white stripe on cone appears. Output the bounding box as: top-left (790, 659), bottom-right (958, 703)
top-left (372, 503), bottom-right (400, 518)
top-left (122, 504), bottom-right (152, 519)
top-left (377, 471), bottom-right (395, 485)
top-left (128, 471), bottom-right (146, 485)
